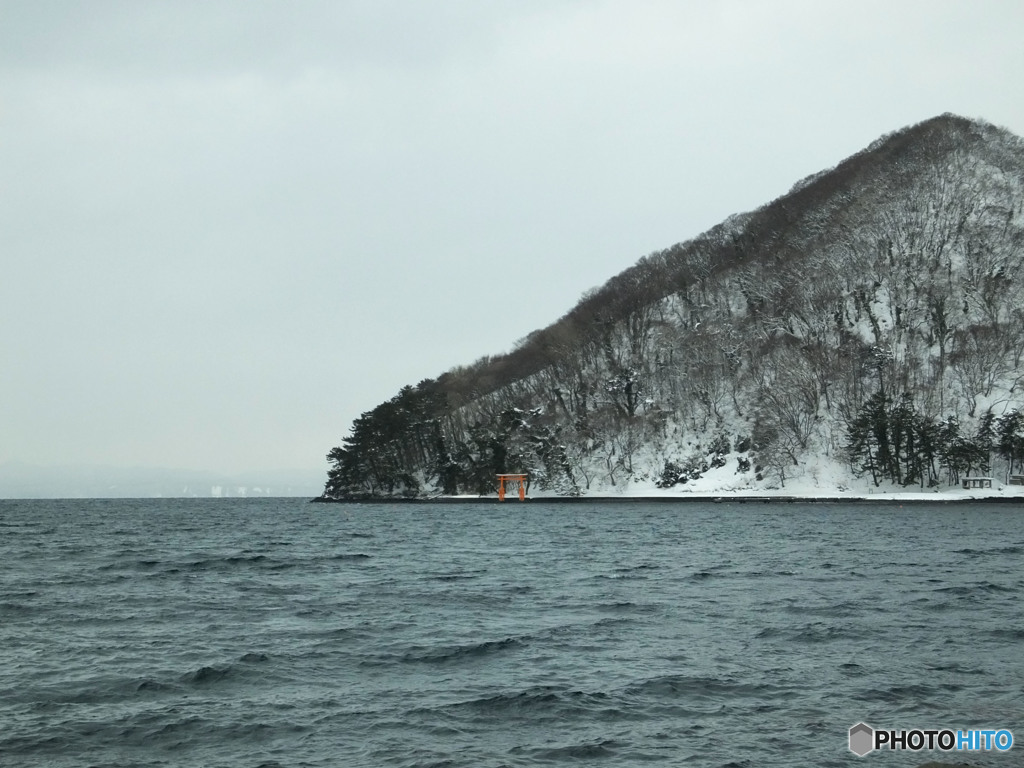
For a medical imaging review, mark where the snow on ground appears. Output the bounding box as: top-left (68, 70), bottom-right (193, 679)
top-left (521, 452), bottom-right (1024, 502)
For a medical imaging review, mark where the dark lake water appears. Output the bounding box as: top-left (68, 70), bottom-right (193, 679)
top-left (1, 498), bottom-right (1022, 768)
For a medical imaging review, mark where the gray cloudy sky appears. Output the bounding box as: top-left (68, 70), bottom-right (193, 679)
top-left (3, 0), bottom-right (1024, 478)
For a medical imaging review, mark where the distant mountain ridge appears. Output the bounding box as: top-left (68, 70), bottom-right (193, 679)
top-left (0, 462), bottom-right (324, 499)
top-left (324, 114), bottom-right (1024, 498)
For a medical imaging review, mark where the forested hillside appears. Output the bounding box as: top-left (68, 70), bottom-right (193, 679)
top-left (323, 115), bottom-right (1024, 498)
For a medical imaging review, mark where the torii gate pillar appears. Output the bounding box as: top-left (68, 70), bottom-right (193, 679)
top-left (497, 474), bottom-right (527, 501)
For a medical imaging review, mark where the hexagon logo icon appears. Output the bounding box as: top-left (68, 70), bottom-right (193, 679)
top-left (849, 722), bottom-right (874, 756)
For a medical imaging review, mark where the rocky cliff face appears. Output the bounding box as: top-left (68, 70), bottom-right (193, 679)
top-left (324, 115), bottom-right (1024, 498)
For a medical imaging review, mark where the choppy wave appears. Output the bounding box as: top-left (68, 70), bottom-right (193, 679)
top-left (1, 498), bottom-right (1021, 768)
top-left (363, 636), bottom-right (526, 667)
top-left (953, 544), bottom-right (1024, 556)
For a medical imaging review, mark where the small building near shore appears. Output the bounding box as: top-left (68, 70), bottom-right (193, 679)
top-left (962, 476), bottom-right (993, 490)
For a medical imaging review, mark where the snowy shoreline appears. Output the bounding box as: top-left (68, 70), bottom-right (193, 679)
top-left (316, 458), bottom-right (1024, 504)
top-left (315, 489), bottom-right (1024, 504)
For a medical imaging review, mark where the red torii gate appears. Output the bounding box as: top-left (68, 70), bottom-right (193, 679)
top-left (496, 474), bottom-right (528, 501)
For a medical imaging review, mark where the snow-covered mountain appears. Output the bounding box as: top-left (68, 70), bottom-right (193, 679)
top-left (324, 114), bottom-right (1024, 498)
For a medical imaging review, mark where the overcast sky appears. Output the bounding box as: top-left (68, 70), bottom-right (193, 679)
top-left (3, 0), bottom-right (1024, 479)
